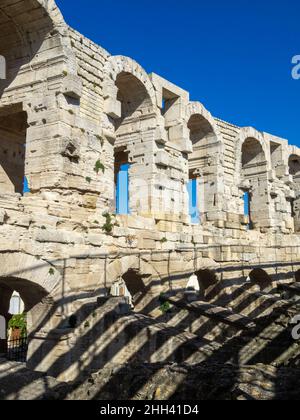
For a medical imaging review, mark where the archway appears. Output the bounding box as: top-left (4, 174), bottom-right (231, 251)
top-left (247, 268), bottom-right (272, 292)
top-left (111, 269), bottom-right (146, 310)
top-left (9, 291), bottom-right (25, 315)
top-left (0, 0), bottom-right (66, 98)
top-left (113, 70), bottom-right (154, 215)
top-left (0, 252), bottom-right (60, 363)
top-left (0, 1), bottom-right (76, 197)
top-left (289, 154), bottom-right (300, 232)
top-left (195, 269), bottom-right (219, 301)
top-left (0, 277), bottom-right (48, 361)
top-left (186, 102), bottom-right (223, 225)
top-left (240, 135), bottom-right (269, 230)
top-left (103, 56), bottom-right (157, 217)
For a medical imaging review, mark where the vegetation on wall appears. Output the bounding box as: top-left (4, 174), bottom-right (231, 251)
top-left (159, 293), bottom-right (172, 314)
top-left (102, 212), bottom-right (119, 234)
top-left (94, 160), bottom-right (105, 174)
top-left (8, 314), bottom-right (27, 338)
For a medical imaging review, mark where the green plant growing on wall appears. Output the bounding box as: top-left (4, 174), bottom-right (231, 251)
top-left (159, 293), bottom-right (172, 314)
top-left (85, 177), bottom-right (92, 184)
top-left (160, 237), bottom-right (167, 244)
top-left (94, 160), bottom-right (105, 174)
top-left (159, 301), bottom-right (171, 314)
top-left (49, 268), bottom-right (55, 276)
top-left (101, 212), bottom-right (118, 234)
top-left (8, 314), bottom-right (27, 338)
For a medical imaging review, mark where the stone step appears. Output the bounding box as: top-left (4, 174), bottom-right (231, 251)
top-left (164, 293), bottom-right (256, 331)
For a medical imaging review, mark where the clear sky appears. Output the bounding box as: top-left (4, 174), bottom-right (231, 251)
top-left (56, 0), bottom-right (300, 146)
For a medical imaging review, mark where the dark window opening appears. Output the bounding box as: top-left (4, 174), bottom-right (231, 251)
top-left (248, 269), bottom-right (272, 291)
top-left (196, 269), bottom-right (219, 301)
top-left (0, 106), bottom-right (28, 195)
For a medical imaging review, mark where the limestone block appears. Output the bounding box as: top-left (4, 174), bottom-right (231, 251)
top-left (35, 229), bottom-right (85, 245)
top-left (86, 234), bottom-right (104, 247)
top-left (104, 98), bottom-right (121, 119)
top-left (137, 238), bottom-right (156, 249)
top-left (61, 75), bottom-right (82, 99)
top-left (168, 124), bottom-right (192, 153)
top-left (155, 151), bottom-right (169, 167)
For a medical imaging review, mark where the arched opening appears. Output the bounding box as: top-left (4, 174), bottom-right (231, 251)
top-left (241, 137), bottom-right (268, 230)
top-left (111, 269), bottom-right (146, 310)
top-left (187, 114), bottom-right (218, 224)
top-left (247, 269), bottom-right (272, 291)
top-left (0, 1), bottom-right (58, 98)
top-left (186, 274), bottom-right (200, 292)
top-left (0, 2), bottom-right (64, 197)
top-left (289, 155), bottom-right (300, 232)
top-left (289, 155), bottom-right (300, 177)
top-left (0, 277), bottom-right (48, 361)
top-left (242, 138), bottom-right (265, 167)
top-left (112, 72), bottom-right (154, 215)
top-left (0, 105), bottom-right (28, 195)
top-left (195, 269), bottom-right (219, 301)
top-left (9, 291), bottom-right (25, 315)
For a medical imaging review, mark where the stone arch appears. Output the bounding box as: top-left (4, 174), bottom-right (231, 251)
top-left (0, 1), bottom-right (78, 196)
top-left (185, 102), bottom-right (224, 224)
top-left (289, 154), bottom-right (300, 177)
top-left (242, 137), bottom-right (266, 167)
top-left (247, 268), bottom-right (272, 291)
top-left (111, 269), bottom-right (147, 309)
top-left (195, 269), bottom-right (220, 301)
top-left (0, 252), bottom-right (60, 328)
top-left (103, 55), bottom-right (157, 117)
top-left (237, 128), bottom-right (270, 230)
top-left (106, 255), bottom-right (141, 285)
top-left (236, 127), bottom-right (268, 176)
top-left (186, 102), bottom-right (223, 146)
top-left (106, 255), bottom-right (154, 288)
top-left (106, 255), bottom-right (157, 311)
top-left (102, 56), bottom-right (160, 216)
top-left (0, 252), bottom-right (60, 296)
top-left (0, 0), bottom-right (74, 104)
top-left (0, 252), bottom-right (61, 361)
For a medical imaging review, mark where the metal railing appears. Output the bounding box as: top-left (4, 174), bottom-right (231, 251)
top-left (7, 335), bottom-right (28, 363)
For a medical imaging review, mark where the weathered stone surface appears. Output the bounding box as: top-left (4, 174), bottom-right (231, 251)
top-left (0, 0), bottom-right (299, 387)
top-left (2, 359), bottom-right (300, 401)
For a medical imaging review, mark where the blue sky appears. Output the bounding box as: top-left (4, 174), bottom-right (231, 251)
top-left (56, 0), bottom-right (300, 146)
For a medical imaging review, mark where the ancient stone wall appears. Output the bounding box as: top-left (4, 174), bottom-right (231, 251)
top-left (0, 0), bottom-right (300, 381)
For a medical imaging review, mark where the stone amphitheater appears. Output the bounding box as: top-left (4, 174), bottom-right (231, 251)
top-left (0, 0), bottom-right (300, 400)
